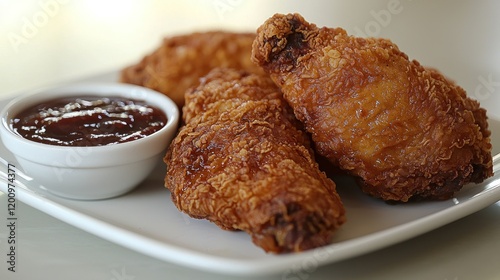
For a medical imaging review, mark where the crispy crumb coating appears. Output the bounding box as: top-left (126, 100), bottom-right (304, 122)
top-left (164, 68), bottom-right (345, 253)
top-left (120, 31), bottom-right (265, 107)
top-left (252, 13), bottom-right (493, 202)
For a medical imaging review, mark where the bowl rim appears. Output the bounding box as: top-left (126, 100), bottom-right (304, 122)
top-left (0, 82), bottom-right (179, 167)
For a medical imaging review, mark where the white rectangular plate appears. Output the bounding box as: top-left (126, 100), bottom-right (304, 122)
top-left (0, 72), bottom-right (499, 276)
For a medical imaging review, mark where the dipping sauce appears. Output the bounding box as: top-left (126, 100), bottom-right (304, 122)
top-left (10, 96), bottom-right (168, 146)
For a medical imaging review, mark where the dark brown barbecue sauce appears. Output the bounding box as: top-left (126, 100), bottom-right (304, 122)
top-left (10, 96), bottom-right (168, 146)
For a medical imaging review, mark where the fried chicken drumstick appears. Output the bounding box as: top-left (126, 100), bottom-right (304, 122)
top-left (164, 68), bottom-right (345, 253)
top-left (120, 31), bottom-right (265, 107)
top-left (252, 13), bottom-right (493, 202)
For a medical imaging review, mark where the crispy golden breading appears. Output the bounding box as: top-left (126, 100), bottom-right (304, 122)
top-left (120, 31), bottom-right (265, 107)
top-left (164, 68), bottom-right (345, 253)
top-left (252, 13), bottom-right (493, 202)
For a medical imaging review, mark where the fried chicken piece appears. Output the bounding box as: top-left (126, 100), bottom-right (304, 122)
top-left (164, 68), bottom-right (345, 253)
top-left (120, 31), bottom-right (265, 107)
top-left (252, 13), bottom-right (493, 202)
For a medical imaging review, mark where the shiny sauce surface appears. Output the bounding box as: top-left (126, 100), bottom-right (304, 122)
top-left (11, 96), bottom-right (168, 146)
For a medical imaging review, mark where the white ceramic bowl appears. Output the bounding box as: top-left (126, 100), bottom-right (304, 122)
top-left (0, 82), bottom-right (179, 200)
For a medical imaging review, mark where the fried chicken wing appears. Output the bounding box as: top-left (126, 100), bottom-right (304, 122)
top-left (164, 68), bottom-right (345, 253)
top-left (120, 31), bottom-right (265, 107)
top-left (252, 13), bottom-right (493, 202)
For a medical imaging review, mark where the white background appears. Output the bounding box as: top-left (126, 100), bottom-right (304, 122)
top-left (1, 1), bottom-right (499, 279)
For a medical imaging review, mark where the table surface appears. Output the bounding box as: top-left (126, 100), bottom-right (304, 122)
top-left (1, 1), bottom-right (499, 279)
